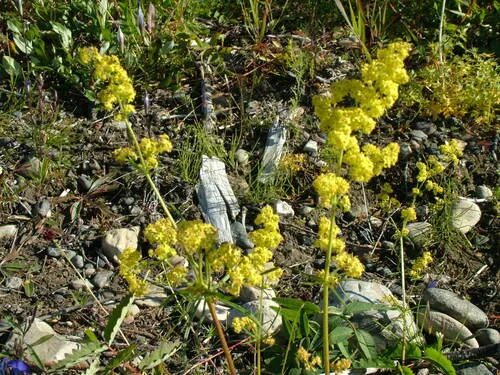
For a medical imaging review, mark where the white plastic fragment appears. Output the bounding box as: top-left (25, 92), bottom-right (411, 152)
top-left (259, 116), bottom-right (287, 182)
top-left (197, 155), bottom-right (240, 243)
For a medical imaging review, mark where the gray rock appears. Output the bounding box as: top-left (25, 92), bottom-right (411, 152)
top-left (70, 278), bottom-right (93, 290)
top-left (475, 328), bottom-right (500, 346)
top-left (407, 222), bottom-right (433, 247)
top-left (101, 227), bottom-right (140, 260)
top-left (369, 216), bottom-right (383, 228)
top-left (239, 286), bottom-right (276, 302)
top-left (195, 298), bottom-right (231, 322)
top-left (399, 142), bottom-right (412, 159)
top-left (34, 198), bottom-right (51, 218)
top-left (274, 200), bottom-right (294, 217)
top-left (5, 276), bottom-right (23, 289)
top-left (414, 121), bottom-right (437, 135)
top-left (235, 149), bottom-right (250, 166)
top-left (423, 288), bottom-right (489, 330)
top-left (47, 246), bottom-right (60, 257)
top-left (330, 280), bottom-right (422, 350)
top-left (475, 185), bottom-right (493, 200)
top-left (417, 309), bottom-right (479, 348)
top-left (301, 206), bottom-right (314, 216)
top-left (456, 362), bottom-right (494, 375)
top-left (410, 130), bottom-right (428, 142)
top-left (20, 157), bottom-right (41, 178)
top-left (0, 225), bottom-right (18, 239)
top-left (135, 285), bottom-right (169, 307)
top-left (231, 221), bottom-right (254, 249)
top-left (123, 197), bottom-right (135, 205)
top-left (303, 140), bottom-right (318, 154)
top-left (452, 198), bottom-right (481, 234)
top-left (84, 266), bottom-right (96, 277)
top-left (70, 255), bottom-right (84, 269)
top-left (92, 270), bottom-right (114, 288)
top-left (230, 299), bottom-right (282, 335)
top-left (6, 318), bottom-right (80, 366)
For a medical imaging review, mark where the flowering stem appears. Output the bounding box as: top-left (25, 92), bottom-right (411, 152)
top-left (399, 223), bottom-right (407, 363)
top-left (322, 209), bottom-right (337, 374)
top-left (125, 121), bottom-right (177, 228)
top-left (207, 300), bottom-right (237, 375)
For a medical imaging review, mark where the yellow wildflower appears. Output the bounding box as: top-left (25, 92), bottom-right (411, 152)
top-left (149, 243), bottom-right (177, 261)
top-left (262, 336), bottom-right (276, 346)
top-left (254, 205), bottom-right (280, 231)
top-left (232, 316), bottom-right (257, 333)
top-left (344, 150), bottom-right (375, 182)
top-left (279, 153), bottom-right (306, 172)
top-left (425, 180), bottom-right (444, 194)
top-left (177, 220), bottom-right (218, 254)
top-left (249, 229), bottom-right (283, 250)
top-left (334, 252), bottom-right (364, 278)
top-left (313, 173), bottom-right (350, 207)
top-left (331, 358), bottom-right (352, 374)
top-left (118, 248), bottom-right (148, 296)
top-left (144, 217), bottom-right (177, 246)
top-left (315, 216), bottom-right (345, 253)
top-left (416, 162), bottom-right (428, 182)
top-left (401, 206), bottom-right (417, 222)
top-left (439, 139), bottom-right (463, 165)
top-left (166, 265), bottom-right (188, 286)
top-left (409, 251), bottom-right (433, 279)
top-left (114, 147), bottom-right (138, 164)
top-left (296, 346), bottom-right (311, 365)
top-left (207, 243), bottom-right (242, 272)
top-left (317, 270), bottom-right (340, 288)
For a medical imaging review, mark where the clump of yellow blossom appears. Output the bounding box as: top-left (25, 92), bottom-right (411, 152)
top-left (262, 335), bottom-right (275, 346)
top-left (439, 139), bottom-right (464, 165)
top-left (279, 153), bottom-right (306, 173)
top-left (313, 173), bottom-right (350, 208)
top-left (401, 206), bottom-right (417, 222)
top-left (114, 134), bottom-right (173, 171)
top-left (177, 220), bottom-right (218, 254)
top-left (409, 251), bottom-right (433, 279)
top-left (79, 47), bottom-right (136, 120)
top-left (232, 316), bottom-right (257, 334)
top-left (317, 269), bottom-right (340, 288)
top-left (144, 217), bottom-right (177, 261)
top-left (334, 251), bottom-right (365, 278)
top-left (331, 358), bottom-right (352, 374)
top-left (118, 248), bottom-right (148, 296)
top-left (249, 205), bottom-right (283, 250)
top-left (296, 347), bottom-right (322, 371)
top-left (377, 182), bottom-right (401, 212)
top-left (315, 216), bottom-right (345, 253)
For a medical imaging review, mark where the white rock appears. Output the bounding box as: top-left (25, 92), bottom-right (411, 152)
top-left (0, 225), bottom-right (18, 239)
top-left (101, 227), bottom-right (140, 260)
top-left (274, 200), bottom-right (294, 217)
top-left (70, 278), bottom-right (94, 290)
top-left (407, 221), bottom-right (432, 247)
top-left (303, 140), bottom-right (318, 154)
top-left (195, 299), bottom-right (231, 322)
top-left (5, 276), bottom-right (23, 289)
top-left (452, 198), bottom-right (481, 234)
top-left (239, 286), bottom-right (276, 302)
top-left (235, 149), bottom-right (250, 166)
top-left (135, 284), bottom-right (169, 307)
top-left (475, 185), bottom-right (493, 200)
top-left (7, 318), bottom-right (80, 366)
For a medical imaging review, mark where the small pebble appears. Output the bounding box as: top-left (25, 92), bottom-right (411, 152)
top-left (274, 200), bottom-right (294, 217)
top-left (34, 198), bottom-right (51, 218)
top-left (5, 276), bottom-right (23, 290)
top-left (235, 149), bottom-right (250, 166)
top-left (399, 142), bottom-right (412, 159)
top-left (0, 225), bottom-right (18, 240)
top-left (71, 278), bottom-right (93, 290)
top-left (70, 255), bottom-right (84, 269)
top-left (303, 140), bottom-right (318, 154)
top-left (92, 271), bottom-right (114, 288)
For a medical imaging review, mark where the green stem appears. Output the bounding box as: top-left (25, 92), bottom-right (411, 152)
top-left (322, 209), bottom-right (337, 374)
top-left (125, 121), bottom-right (177, 228)
top-left (399, 222), bottom-right (407, 363)
top-left (207, 300), bottom-right (237, 375)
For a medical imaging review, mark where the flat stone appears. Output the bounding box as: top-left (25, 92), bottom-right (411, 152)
top-left (195, 299), bottom-right (231, 322)
top-left (231, 221), bottom-right (254, 249)
top-left (91, 270), bottom-right (114, 288)
top-left (417, 309), bottom-right (479, 347)
top-left (274, 200), bottom-right (294, 217)
top-left (423, 288), bottom-right (489, 330)
top-left (475, 185), bottom-right (492, 200)
top-left (399, 142), bottom-right (412, 159)
top-left (407, 221), bottom-right (432, 247)
top-left (5, 276), bottom-right (23, 289)
top-left (475, 328), bottom-right (500, 346)
top-left (330, 280), bottom-right (422, 350)
top-left (456, 362), bottom-right (494, 375)
top-left (6, 318), bottom-right (80, 366)
top-left (70, 255), bottom-right (84, 269)
top-left (303, 140), bottom-right (318, 154)
top-left (229, 299), bottom-right (282, 335)
top-left (101, 227), bottom-right (140, 260)
top-left (414, 121), bottom-right (437, 135)
top-left (410, 130), bottom-right (428, 142)
top-left (451, 198), bottom-right (481, 234)
top-left (135, 285), bottom-right (169, 307)
top-left (70, 278), bottom-right (94, 290)
top-left (0, 225), bottom-right (18, 240)
top-left (47, 246), bottom-right (60, 257)
top-left (34, 198), bottom-right (51, 218)
top-left (239, 286), bottom-right (276, 302)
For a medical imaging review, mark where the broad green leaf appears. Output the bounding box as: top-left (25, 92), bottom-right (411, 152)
top-left (399, 365), bottom-right (415, 375)
top-left (51, 22), bottom-right (72, 50)
top-left (354, 329), bottom-right (377, 360)
top-left (424, 347), bottom-right (456, 375)
top-left (343, 301), bottom-right (389, 316)
top-left (2, 56), bottom-right (22, 77)
top-left (330, 326), bottom-right (353, 344)
top-left (13, 33), bottom-right (33, 54)
top-left (139, 340), bottom-right (181, 370)
top-left (103, 294), bottom-right (134, 345)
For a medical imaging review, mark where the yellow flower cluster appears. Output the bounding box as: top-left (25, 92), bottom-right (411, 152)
top-left (144, 217), bottom-right (177, 261)
top-left (409, 251), bottom-right (433, 279)
top-left (439, 139), bottom-right (463, 165)
top-left (118, 248), bottom-right (148, 296)
top-left (279, 153), bottom-right (306, 173)
top-left (331, 358), bottom-right (352, 374)
top-left (249, 205), bottom-right (283, 250)
top-left (315, 216), bottom-right (364, 278)
top-left (296, 347), bottom-right (322, 371)
top-left (377, 182), bottom-right (401, 212)
top-left (177, 220), bottom-right (218, 255)
top-left (114, 134), bottom-right (173, 171)
top-left (313, 42), bottom-right (410, 183)
top-left (317, 269), bottom-right (340, 288)
top-left (79, 47), bottom-right (135, 120)
top-left (166, 264), bottom-right (188, 286)
top-left (313, 173), bottom-right (350, 209)
top-left (232, 316), bottom-right (257, 334)
top-left (401, 206), bottom-right (417, 222)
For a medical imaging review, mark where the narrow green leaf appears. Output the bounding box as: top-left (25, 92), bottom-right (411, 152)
top-left (83, 357), bottom-right (101, 375)
top-left (343, 301), bottom-right (389, 315)
top-left (354, 329), bottom-right (377, 360)
top-left (399, 365), bottom-right (415, 375)
top-left (139, 339), bottom-right (180, 370)
top-left (103, 344), bottom-right (136, 374)
top-left (424, 347), bottom-right (456, 375)
top-left (103, 294), bottom-right (134, 346)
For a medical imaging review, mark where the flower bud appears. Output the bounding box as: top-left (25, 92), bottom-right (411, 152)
top-left (146, 3), bottom-right (156, 34)
top-left (137, 5), bottom-right (145, 35)
top-left (117, 25), bottom-right (125, 53)
top-left (143, 91), bottom-right (150, 114)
